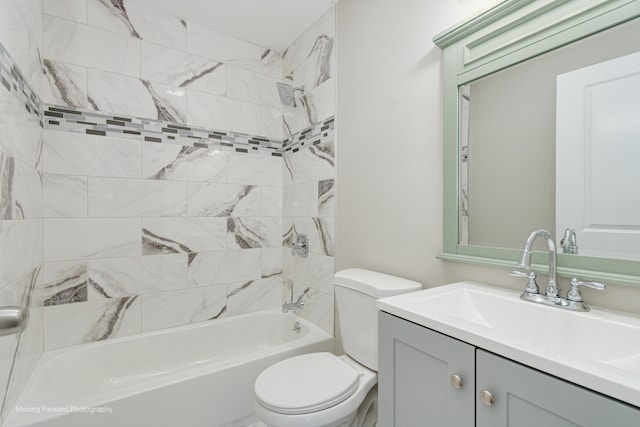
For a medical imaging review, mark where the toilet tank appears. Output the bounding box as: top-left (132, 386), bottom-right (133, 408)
top-left (335, 269), bottom-right (421, 371)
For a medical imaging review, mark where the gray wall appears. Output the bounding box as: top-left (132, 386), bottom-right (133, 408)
top-left (336, 0), bottom-right (640, 321)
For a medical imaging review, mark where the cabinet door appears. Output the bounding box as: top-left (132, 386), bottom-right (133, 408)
top-left (378, 311), bottom-right (475, 427)
top-left (476, 349), bottom-right (640, 427)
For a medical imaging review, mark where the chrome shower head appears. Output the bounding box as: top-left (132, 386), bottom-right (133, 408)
top-left (276, 83), bottom-right (304, 107)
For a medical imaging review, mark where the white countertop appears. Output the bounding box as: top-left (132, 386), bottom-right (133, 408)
top-left (377, 281), bottom-right (640, 408)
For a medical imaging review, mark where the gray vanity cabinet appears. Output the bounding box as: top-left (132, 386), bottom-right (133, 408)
top-left (378, 311), bottom-right (475, 427)
top-left (379, 311), bottom-right (640, 427)
top-left (476, 349), bottom-right (640, 427)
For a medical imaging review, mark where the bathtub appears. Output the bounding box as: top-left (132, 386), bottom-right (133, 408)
top-left (5, 310), bottom-right (333, 427)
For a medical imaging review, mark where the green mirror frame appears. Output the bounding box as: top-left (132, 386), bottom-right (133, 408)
top-left (434, 0), bottom-right (640, 286)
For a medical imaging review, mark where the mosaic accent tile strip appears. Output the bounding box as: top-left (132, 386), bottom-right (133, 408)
top-left (45, 103), bottom-right (287, 155)
top-left (283, 117), bottom-right (335, 152)
top-left (45, 103), bottom-right (335, 156)
top-left (0, 41), bottom-right (42, 125)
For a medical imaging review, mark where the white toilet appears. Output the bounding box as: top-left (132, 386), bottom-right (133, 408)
top-left (253, 268), bottom-right (421, 427)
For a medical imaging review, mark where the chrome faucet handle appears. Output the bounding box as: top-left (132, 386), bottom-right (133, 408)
top-left (566, 278), bottom-right (606, 302)
top-left (509, 270), bottom-right (539, 295)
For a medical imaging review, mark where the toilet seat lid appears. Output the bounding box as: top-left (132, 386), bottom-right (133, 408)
top-left (254, 352), bottom-right (360, 415)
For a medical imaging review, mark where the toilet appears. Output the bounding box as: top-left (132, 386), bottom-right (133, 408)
top-left (253, 268), bottom-right (421, 427)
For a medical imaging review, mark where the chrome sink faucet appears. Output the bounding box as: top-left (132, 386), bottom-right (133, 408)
top-left (516, 229), bottom-right (558, 297)
top-left (510, 229), bottom-right (605, 311)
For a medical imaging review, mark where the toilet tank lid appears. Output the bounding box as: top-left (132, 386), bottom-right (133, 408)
top-left (334, 268), bottom-right (422, 298)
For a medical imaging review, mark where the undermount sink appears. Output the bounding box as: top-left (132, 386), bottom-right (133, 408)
top-left (377, 281), bottom-right (640, 407)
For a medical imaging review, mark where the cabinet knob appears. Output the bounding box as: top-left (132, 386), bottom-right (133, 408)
top-left (449, 374), bottom-right (463, 389)
top-left (479, 389), bottom-right (495, 406)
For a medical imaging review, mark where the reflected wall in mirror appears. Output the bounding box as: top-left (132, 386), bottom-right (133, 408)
top-left (461, 17), bottom-right (640, 260)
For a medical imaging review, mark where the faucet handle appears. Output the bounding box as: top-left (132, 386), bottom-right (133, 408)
top-left (567, 278), bottom-right (606, 302)
top-left (509, 270), bottom-right (539, 295)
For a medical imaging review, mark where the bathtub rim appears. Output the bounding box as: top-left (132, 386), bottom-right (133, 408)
top-left (9, 309), bottom-right (334, 414)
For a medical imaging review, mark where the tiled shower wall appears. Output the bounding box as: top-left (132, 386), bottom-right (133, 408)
top-left (42, 0), bottom-right (285, 139)
top-left (39, 0), bottom-right (285, 351)
top-left (39, 0), bottom-right (337, 350)
top-left (0, 0), bottom-right (336, 415)
top-left (0, 0), bottom-right (44, 420)
top-left (281, 10), bottom-right (337, 334)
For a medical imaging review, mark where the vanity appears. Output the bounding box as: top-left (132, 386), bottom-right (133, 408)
top-left (375, 0), bottom-right (640, 425)
top-left (377, 282), bottom-right (640, 426)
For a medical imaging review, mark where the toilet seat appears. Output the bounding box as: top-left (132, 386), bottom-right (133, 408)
top-left (254, 352), bottom-right (360, 415)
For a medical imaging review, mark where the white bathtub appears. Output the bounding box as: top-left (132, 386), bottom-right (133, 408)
top-left (5, 310), bottom-right (333, 427)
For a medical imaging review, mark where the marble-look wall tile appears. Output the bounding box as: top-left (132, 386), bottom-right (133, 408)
top-left (88, 177), bottom-right (187, 218)
top-left (187, 90), bottom-right (261, 135)
top-left (88, 254), bottom-right (187, 299)
top-left (142, 217), bottom-right (227, 255)
top-left (142, 143), bottom-right (227, 182)
top-left (42, 59), bottom-right (88, 109)
top-left (261, 49), bottom-right (283, 79)
top-left (43, 130), bottom-right (141, 178)
top-left (226, 277), bottom-right (282, 316)
top-left (284, 282), bottom-right (333, 335)
top-left (284, 217), bottom-right (334, 257)
top-left (44, 218), bottom-right (141, 261)
top-left (283, 79), bottom-right (336, 137)
top-left (305, 78), bottom-right (336, 127)
top-left (0, 152), bottom-right (44, 220)
top-left (0, 266), bottom-right (41, 313)
top-left (284, 139), bottom-right (335, 184)
top-left (318, 179), bottom-right (335, 218)
top-left (283, 251), bottom-right (334, 296)
top-left (227, 66), bottom-right (281, 108)
top-left (286, 36), bottom-right (334, 94)
top-left (40, 261), bottom-right (88, 306)
top-left (12, 0), bottom-right (43, 52)
top-left (279, 11), bottom-right (336, 339)
top-left (44, 296), bottom-right (141, 350)
top-left (87, 69), bottom-right (187, 123)
top-left (87, 0), bottom-right (188, 50)
top-left (283, 181), bottom-right (319, 218)
top-left (188, 249), bottom-right (261, 287)
top-left (261, 247), bottom-right (283, 278)
top-left (0, 333), bottom-right (17, 420)
top-left (0, 91), bottom-right (43, 171)
top-left (141, 42), bottom-right (226, 96)
top-left (227, 153), bottom-right (282, 186)
top-left (0, 0), bottom-right (41, 94)
top-left (283, 7), bottom-right (335, 79)
top-left (227, 66), bottom-right (262, 105)
top-left (43, 174), bottom-right (87, 218)
top-left (0, 266), bottom-right (43, 424)
top-left (261, 186), bottom-right (282, 217)
top-left (43, 14), bottom-right (140, 77)
top-left (140, 285), bottom-right (226, 332)
top-left (227, 217), bottom-right (282, 249)
top-left (43, 0), bottom-right (87, 23)
top-left (281, 7), bottom-right (335, 137)
top-left (260, 105), bottom-right (284, 140)
top-left (188, 22), bottom-right (261, 71)
top-left (282, 22), bottom-right (321, 78)
top-left (188, 183), bottom-right (260, 217)
top-left (0, 219), bottom-right (42, 288)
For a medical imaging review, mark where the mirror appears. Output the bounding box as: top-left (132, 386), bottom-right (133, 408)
top-left (435, 0), bottom-right (640, 285)
top-left (461, 17), bottom-right (640, 261)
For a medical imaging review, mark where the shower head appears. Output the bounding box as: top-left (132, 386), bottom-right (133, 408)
top-left (276, 82), bottom-right (304, 107)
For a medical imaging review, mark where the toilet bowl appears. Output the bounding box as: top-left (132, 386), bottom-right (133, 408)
top-left (254, 353), bottom-right (376, 427)
top-left (253, 269), bottom-right (421, 427)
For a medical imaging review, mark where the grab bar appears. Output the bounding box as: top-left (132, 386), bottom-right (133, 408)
top-left (0, 306), bottom-right (26, 336)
